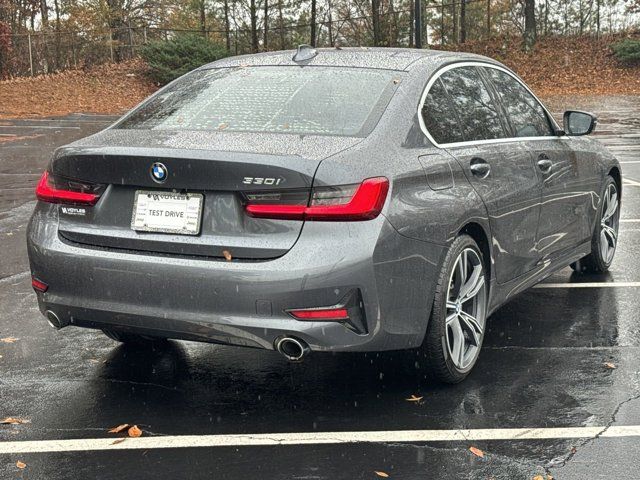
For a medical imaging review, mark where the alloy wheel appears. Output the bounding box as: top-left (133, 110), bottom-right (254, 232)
top-left (445, 248), bottom-right (487, 370)
top-left (600, 183), bottom-right (619, 265)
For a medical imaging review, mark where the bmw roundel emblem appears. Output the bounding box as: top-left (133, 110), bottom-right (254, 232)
top-left (150, 162), bottom-right (168, 183)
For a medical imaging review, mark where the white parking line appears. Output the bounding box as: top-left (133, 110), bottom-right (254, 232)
top-left (534, 282), bottom-right (640, 288)
top-left (2, 426), bottom-right (640, 454)
top-left (621, 219), bottom-right (640, 223)
top-left (620, 161), bottom-right (640, 164)
top-left (623, 177), bottom-right (640, 187)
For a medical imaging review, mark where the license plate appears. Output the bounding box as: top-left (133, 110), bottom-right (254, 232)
top-left (131, 191), bottom-right (203, 235)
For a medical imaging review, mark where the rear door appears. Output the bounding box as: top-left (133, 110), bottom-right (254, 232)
top-left (424, 65), bottom-right (542, 284)
top-left (481, 66), bottom-right (595, 258)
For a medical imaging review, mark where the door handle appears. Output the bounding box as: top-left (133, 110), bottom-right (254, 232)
top-left (470, 158), bottom-right (491, 178)
top-left (537, 158), bottom-right (553, 173)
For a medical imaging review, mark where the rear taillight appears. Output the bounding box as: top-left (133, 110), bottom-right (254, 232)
top-left (245, 177), bottom-right (389, 221)
top-left (35, 171), bottom-right (104, 205)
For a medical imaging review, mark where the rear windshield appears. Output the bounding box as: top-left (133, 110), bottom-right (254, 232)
top-left (116, 66), bottom-right (401, 137)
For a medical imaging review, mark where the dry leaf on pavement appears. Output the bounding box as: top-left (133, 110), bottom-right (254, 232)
top-left (405, 394), bottom-right (423, 402)
top-left (0, 337), bottom-right (18, 343)
top-left (128, 425), bottom-right (142, 437)
top-left (16, 461), bottom-right (26, 469)
top-left (1, 417), bottom-right (29, 425)
top-left (222, 250), bottom-right (232, 261)
top-left (604, 362), bottom-right (617, 369)
top-left (108, 423), bottom-right (129, 433)
top-left (469, 446), bottom-right (485, 458)
top-left (111, 438), bottom-right (127, 445)
top-left (374, 472), bottom-right (389, 478)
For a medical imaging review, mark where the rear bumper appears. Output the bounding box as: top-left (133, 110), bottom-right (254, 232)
top-left (27, 203), bottom-right (445, 352)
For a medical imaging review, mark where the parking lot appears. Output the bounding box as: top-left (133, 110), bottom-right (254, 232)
top-left (1, 96), bottom-right (640, 479)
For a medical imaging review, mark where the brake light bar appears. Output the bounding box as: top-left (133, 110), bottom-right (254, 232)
top-left (35, 171), bottom-right (101, 205)
top-left (288, 307), bottom-right (349, 321)
top-left (245, 177), bottom-right (389, 221)
top-left (31, 277), bottom-right (48, 293)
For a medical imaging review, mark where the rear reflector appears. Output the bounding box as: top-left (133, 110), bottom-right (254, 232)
top-left (31, 277), bottom-right (48, 293)
top-left (245, 177), bottom-right (389, 221)
top-left (36, 171), bottom-right (102, 205)
top-left (287, 307), bottom-right (349, 321)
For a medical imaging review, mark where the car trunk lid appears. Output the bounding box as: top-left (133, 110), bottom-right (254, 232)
top-left (53, 129), bottom-right (361, 259)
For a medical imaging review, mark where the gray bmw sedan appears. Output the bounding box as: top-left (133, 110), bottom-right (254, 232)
top-left (27, 47), bottom-right (621, 383)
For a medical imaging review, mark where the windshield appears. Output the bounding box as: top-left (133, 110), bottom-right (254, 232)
top-left (116, 66), bottom-right (402, 137)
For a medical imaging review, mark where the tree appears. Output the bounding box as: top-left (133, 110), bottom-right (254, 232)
top-left (39, 0), bottom-right (48, 28)
top-left (310, 0), bottom-right (316, 45)
top-left (223, 0), bottom-right (231, 52)
top-left (250, 0), bottom-right (258, 52)
top-left (524, 0), bottom-right (536, 51)
top-left (460, 0), bottom-right (466, 43)
top-left (277, 0), bottom-right (285, 48)
top-left (263, 0), bottom-right (268, 49)
top-left (198, 0), bottom-right (206, 33)
top-left (0, 20), bottom-right (11, 77)
top-left (371, 0), bottom-right (380, 45)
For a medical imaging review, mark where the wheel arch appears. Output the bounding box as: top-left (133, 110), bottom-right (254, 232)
top-left (608, 166), bottom-right (622, 199)
top-left (458, 222), bottom-right (493, 285)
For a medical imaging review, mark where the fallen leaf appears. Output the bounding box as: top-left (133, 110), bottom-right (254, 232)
top-left (405, 394), bottom-right (423, 402)
top-left (128, 425), bottom-right (142, 437)
top-left (0, 337), bottom-right (18, 343)
top-left (16, 461), bottom-right (26, 469)
top-left (1, 417), bottom-right (29, 425)
top-left (604, 362), bottom-right (617, 369)
top-left (469, 446), bottom-right (485, 458)
top-left (222, 250), bottom-right (232, 261)
top-left (108, 423), bottom-right (129, 433)
top-left (111, 438), bottom-right (127, 445)
top-left (533, 476), bottom-right (544, 480)
top-left (374, 472), bottom-right (389, 478)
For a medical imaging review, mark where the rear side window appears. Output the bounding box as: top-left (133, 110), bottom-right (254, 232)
top-left (438, 66), bottom-right (506, 142)
top-left (483, 67), bottom-right (554, 137)
top-left (421, 78), bottom-right (464, 144)
top-left (116, 66), bottom-right (401, 137)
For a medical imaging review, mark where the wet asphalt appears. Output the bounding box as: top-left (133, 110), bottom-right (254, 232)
top-left (1, 97), bottom-right (640, 479)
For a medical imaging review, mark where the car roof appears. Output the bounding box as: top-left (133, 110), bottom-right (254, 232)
top-left (201, 47), bottom-right (499, 73)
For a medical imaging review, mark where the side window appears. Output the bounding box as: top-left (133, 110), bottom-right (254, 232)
top-left (483, 67), bottom-right (554, 137)
top-left (421, 78), bottom-right (464, 145)
top-left (439, 66), bottom-right (507, 142)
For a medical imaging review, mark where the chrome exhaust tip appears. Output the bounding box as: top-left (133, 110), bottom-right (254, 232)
top-left (44, 310), bottom-right (65, 329)
top-left (275, 336), bottom-right (310, 362)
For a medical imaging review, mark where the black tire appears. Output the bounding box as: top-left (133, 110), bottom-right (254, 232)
top-left (102, 329), bottom-right (168, 346)
top-left (420, 234), bottom-right (488, 384)
top-left (571, 176), bottom-right (619, 274)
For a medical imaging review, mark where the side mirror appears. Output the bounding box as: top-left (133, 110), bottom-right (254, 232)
top-left (563, 111), bottom-right (597, 136)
